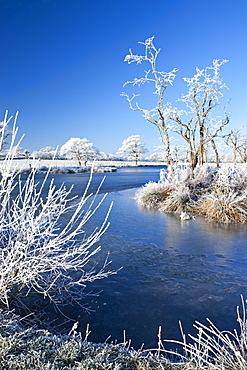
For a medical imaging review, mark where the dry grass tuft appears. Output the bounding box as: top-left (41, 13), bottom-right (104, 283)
top-left (159, 187), bottom-right (196, 214)
top-left (136, 182), bottom-right (171, 209)
top-left (199, 188), bottom-right (247, 223)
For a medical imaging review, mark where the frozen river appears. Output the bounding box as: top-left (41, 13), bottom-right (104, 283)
top-left (31, 167), bottom-right (247, 349)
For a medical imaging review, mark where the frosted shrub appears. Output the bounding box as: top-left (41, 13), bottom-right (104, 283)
top-left (215, 164), bottom-right (247, 191)
top-left (160, 165), bottom-right (215, 190)
top-left (192, 164), bottom-right (217, 187)
top-left (136, 181), bottom-right (171, 209)
top-left (199, 188), bottom-right (247, 223)
top-left (160, 166), bottom-right (192, 187)
top-left (197, 164), bottom-right (247, 223)
top-left (159, 186), bottom-right (196, 214)
top-left (0, 112), bottom-right (116, 321)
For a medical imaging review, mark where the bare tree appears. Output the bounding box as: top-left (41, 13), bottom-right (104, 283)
top-left (224, 128), bottom-right (247, 163)
top-left (237, 141), bottom-right (247, 163)
top-left (168, 60), bottom-right (230, 169)
top-left (122, 36), bottom-right (178, 164)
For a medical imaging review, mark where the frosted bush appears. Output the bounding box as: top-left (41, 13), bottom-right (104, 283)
top-left (136, 181), bottom-right (171, 209)
top-left (199, 188), bottom-right (247, 223)
top-left (160, 165), bottom-right (215, 189)
top-left (159, 166), bottom-right (191, 186)
top-left (159, 186), bottom-right (196, 214)
top-left (214, 164), bottom-right (247, 190)
top-left (0, 112), bottom-right (116, 322)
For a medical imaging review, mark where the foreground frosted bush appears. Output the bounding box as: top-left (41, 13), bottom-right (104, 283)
top-left (1, 298), bottom-right (247, 369)
top-left (0, 112), bottom-right (115, 322)
top-left (0, 327), bottom-right (173, 369)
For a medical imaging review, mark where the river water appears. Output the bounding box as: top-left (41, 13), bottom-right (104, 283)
top-left (26, 167), bottom-right (247, 349)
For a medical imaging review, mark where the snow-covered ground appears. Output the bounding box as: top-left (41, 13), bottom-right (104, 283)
top-left (7, 158), bottom-right (167, 170)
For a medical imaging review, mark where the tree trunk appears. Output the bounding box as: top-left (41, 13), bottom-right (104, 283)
top-left (211, 139), bottom-right (219, 169)
top-left (190, 151), bottom-right (198, 171)
top-left (199, 125), bottom-right (204, 165)
top-left (157, 109), bottom-right (171, 165)
top-left (135, 153), bottom-right (138, 166)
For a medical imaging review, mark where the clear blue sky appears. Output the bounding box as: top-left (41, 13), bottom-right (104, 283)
top-left (0, 0), bottom-right (246, 154)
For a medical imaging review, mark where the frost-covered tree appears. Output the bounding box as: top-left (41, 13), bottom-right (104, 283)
top-left (168, 60), bottom-right (230, 169)
top-left (39, 146), bottom-right (57, 159)
top-left (225, 128), bottom-right (247, 163)
top-left (31, 146), bottom-right (57, 160)
top-left (60, 138), bottom-right (100, 166)
top-left (117, 135), bottom-right (148, 165)
top-left (122, 36), bottom-right (178, 164)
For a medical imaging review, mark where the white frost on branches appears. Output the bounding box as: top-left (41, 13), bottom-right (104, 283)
top-left (0, 112), bottom-right (115, 320)
top-left (168, 59), bottom-right (230, 169)
top-left (60, 137), bottom-right (100, 166)
top-left (123, 36), bottom-right (178, 95)
top-left (116, 135), bottom-right (148, 165)
top-left (122, 36), bottom-right (178, 164)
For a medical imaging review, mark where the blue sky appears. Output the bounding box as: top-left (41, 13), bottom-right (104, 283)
top-left (0, 0), bottom-right (246, 155)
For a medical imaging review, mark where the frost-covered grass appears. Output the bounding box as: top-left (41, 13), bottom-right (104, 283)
top-left (0, 328), bottom-right (173, 369)
top-left (136, 164), bottom-right (247, 223)
top-left (136, 181), bottom-right (171, 209)
top-left (2, 297), bottom-right (247, 369)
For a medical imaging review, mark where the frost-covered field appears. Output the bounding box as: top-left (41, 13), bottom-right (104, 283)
top-left (7, 158), bottom-right (167, 170)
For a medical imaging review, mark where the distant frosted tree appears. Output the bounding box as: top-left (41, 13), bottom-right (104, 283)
top-left (224, 128), bottom-right (247, 163)
top-left (60, 138), bottom-right (100, 166)
top-left (33, 146), bottom-right (57, 159)
top-left (39, 146), bottom-right (56, 159)
top-left (12, 145), bottom-right (25, 158)
top-left (117, 135), bottom-right (148, 165)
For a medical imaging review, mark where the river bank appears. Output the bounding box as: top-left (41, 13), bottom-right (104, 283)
top-left (5, 158), bottom-right (167, 171)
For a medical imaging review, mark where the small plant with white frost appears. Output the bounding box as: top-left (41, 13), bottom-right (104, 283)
top-left (159, 186), bottom-right (196, 214)
top-left (136, 181), bottom-right (171, 209)
top-left (0, 111), bottom-right (116, 323)
top-left (163, 295), bottom-right (247, 369)
top-left (198, 188), bottom-right (247, 223)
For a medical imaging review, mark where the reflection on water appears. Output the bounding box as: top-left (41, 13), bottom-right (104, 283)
top-left (18, 167), bottom-right (247, 349)
top-left (77, 188), bottom-right (247, 349)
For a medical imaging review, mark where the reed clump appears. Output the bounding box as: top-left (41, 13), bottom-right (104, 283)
top-left (136, 164), bottom-right (247, 223)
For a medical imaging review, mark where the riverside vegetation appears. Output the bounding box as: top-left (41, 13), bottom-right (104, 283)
top-left (1, 112), bottom-right (247, 369)
top-left (136, 164), bottom-right (247, 223)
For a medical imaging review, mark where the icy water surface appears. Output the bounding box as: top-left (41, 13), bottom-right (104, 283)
top-left (28, 167), bottom-right (247, 349)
